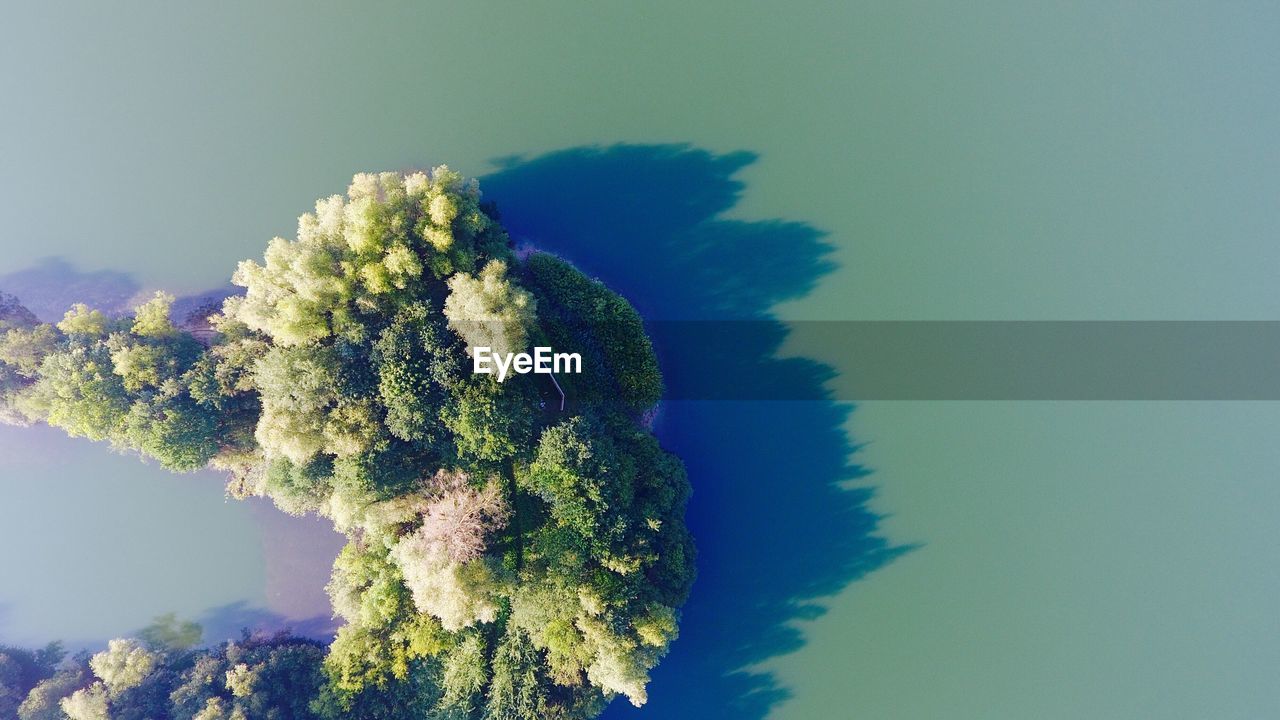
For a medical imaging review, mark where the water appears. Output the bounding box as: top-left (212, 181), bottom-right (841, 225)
top-left (0, 424), bottom-right (339, 648)
top-left (2, 2), bottom-right (1279, 717)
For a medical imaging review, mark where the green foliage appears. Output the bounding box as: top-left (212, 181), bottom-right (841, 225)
top-left (18, 665), bottom-right (88, 720)
top-left (32, 344), bottom-right (132, 440)
top-left (391, 537), bottom-right (507, 632)
top-left (321, 618), bottom-right (445, 703)
top-left (522, 417), bottom-right (633, 548)
top-left (222, 639), bottom-right (327, 719)
top-left (130, 292), bottom-right (178, 338)
top-left (444, 260), bottom-right (537, 359)
top-left (57, 303), bottom-right (114, 337)
top-left (328, 541), bottom-right (414, 628)
top-left (0, 643), bottom-right (63, 719)
top-left (483, 626), bottom-right (547, 720)
top-left (123, 384), bottom-right (220, 471)
top-left (374, 301), bottom-right (461, 447)
top-left (139, 613), bottom-right (203, 651)
top-left (0, 324), bottom-right (61, 377)
top-left (442, 379), bottom-right (533, 464)
top-left (17, 294), bottom-right (229, 469)
top-left (523, 254), bottom-right (662, 412)
top-left (259, 456), bottom-right (335, 517)
top-left (90, 638), bottom-right (158, 696)
top-left (226, 168), bottom-right (509, 348)
top-left (438, 632), bottom-right (487, 714)
top-left (11, 169), bottom-right (692, 720)
top-left (252, 345), bottom-right (342, 464)
top-left (158, 633), bottom-right (327, 720)
top-left (311, 656), bottom-right (444, 720)
top-left (60, 683), bottom-right (109, 720)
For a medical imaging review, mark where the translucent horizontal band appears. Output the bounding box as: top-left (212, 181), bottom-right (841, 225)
top-left (628, 321), bottom-right (1280, 401)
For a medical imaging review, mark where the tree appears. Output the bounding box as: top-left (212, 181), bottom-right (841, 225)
top-left (0, 653), bottom-right (23, 719)
top-left (222, 639), bottom-right (326, 719)
top-left (444, 260), bottom-right (536, 359)
top-left (164, 634), bottom-right (328, 720)
top-left (123, 383), bottom-right (220, 471)
top-left (437, 632), bottom-right (487, 715)
top-left (522, 417), bottom-right (633, 548)
top-left (401, 471), bottom-right (512, 564)
top-left (0, 292), bottom-right (38, 331)
top-left (60, 683), bottom-right (109, 720)
top-left (90, 639), bottom-right (158, 696)
top-left (139, 613), bottom-right (203, 651)
top-left (19, 666), bottom-right (88, 720)
top-left (30, 345), bottom-right (131, 440)
top-left (0, 644), bottom-right (63, 720)
top-left (0, 324), bottom-right (61, 377)
top-left (57, 304), bottom-right (113, 337)
top-left (391, 537), bottom-right (505, 632)
top-left (130, 292), bottom-right (177, 338)
top-left (523, 253), bottom-right (662, 412)
top-left (441, 379), bottom-right (532, 464)
top-left (483, 626), bottom-right (547, 720)
top-left (379, 471), bottom-right (512, 631)
top-left (374, 302), bottom-right (461, 447)
top-left (227, 167), bottom-right (511, 348)
top-left (252, 345), bottom-right (341, 464)
top-left (257, 456), bottom-right (334, 517)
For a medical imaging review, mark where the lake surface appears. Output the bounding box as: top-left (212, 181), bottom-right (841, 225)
top-left (3, 2), bottom-right (1279, 717)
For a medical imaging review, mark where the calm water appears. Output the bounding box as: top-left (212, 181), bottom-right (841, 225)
top-left (3, 2), bottom-right (1279, 717)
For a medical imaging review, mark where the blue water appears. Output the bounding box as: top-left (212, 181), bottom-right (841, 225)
top-left (483, 146), bottom-right (906, 718)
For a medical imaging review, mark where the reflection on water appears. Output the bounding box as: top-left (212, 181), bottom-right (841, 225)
top-left (484, 145), bottom-right (911, 718)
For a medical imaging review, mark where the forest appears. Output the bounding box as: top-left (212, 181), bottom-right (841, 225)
top-left (0, 168), bottom-right (694, 720)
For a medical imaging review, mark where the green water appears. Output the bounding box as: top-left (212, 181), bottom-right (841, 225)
top-left (2, 2), bottom-right (1278, 717)
top-left (0, 424), bottom-right (265, 646)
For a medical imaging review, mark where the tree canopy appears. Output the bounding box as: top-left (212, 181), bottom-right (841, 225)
top-left (0, 167), bottom-right (694, 720)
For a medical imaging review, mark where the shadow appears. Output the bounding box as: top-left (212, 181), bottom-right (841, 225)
top-left (193, 601), bottom-right (337, 646)
top-left (482, 145), bottom-right (912, 719)
top-left (0, 601), bottom-right (335, 655)
top-left (171, 284), bottom-right (242, 324)
top-left (0, 256), bottom-right (241, 325)
top-left (0, 257), bottom-right (141, 322)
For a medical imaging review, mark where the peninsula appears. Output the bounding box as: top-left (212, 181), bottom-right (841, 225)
top-left (0, 168), bottom-right (693, 720)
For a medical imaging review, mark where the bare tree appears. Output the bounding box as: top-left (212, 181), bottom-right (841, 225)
top-left (417, 469), bottom-right (510, 563)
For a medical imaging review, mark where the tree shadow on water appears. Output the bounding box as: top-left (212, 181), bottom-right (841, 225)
top-left (0, 256), bottom-right (239, 324)
top-left (193, 601), bottom-right (337, 646)
top-left (482, 145), bottom-right (912, 719)
top-left (0, 258), bottom-right (141, 322)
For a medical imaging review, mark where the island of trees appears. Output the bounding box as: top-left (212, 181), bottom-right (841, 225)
top-left (0, 168), bottom-right (695, 720)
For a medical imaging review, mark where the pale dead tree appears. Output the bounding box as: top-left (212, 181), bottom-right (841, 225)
top-left (416, 469), bottom-right (510, 563)
top-left (389, 469), bottom-right (511, 630)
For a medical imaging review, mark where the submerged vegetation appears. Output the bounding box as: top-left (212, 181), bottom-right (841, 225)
top-left (0, 168), bottom-right (693, 719)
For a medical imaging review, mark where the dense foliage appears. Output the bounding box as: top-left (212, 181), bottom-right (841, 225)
top-left (3, 623), bottom-right (326, 720)
top-left (0, 168), bottom-right (694, 719)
